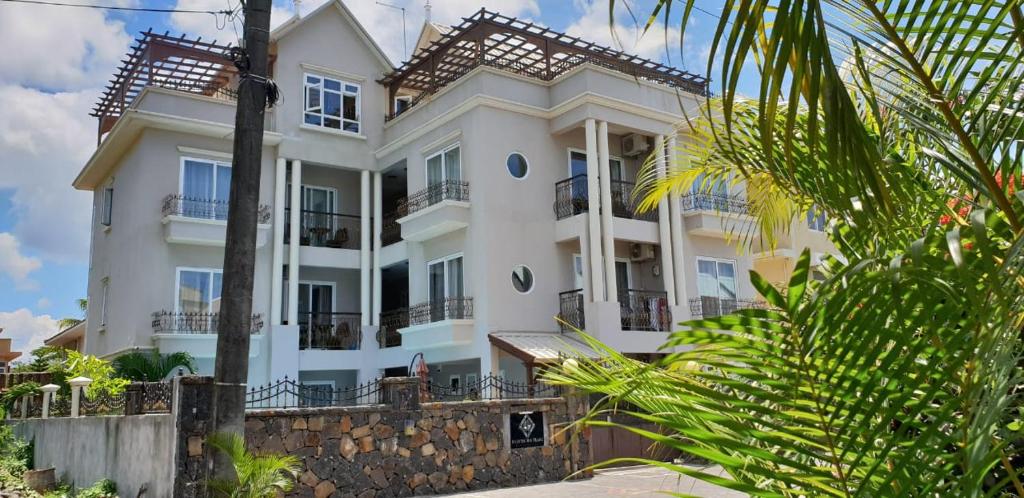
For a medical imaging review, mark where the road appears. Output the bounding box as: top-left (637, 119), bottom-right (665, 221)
top-left (443, 465), bottom-right (746, 497)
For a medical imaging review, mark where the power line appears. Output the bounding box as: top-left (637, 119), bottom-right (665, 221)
top-left (0, 0), bottom-right (232, 15)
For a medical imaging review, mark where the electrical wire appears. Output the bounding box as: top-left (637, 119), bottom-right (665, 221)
top-left (0, 0), bottom-right (233, 15)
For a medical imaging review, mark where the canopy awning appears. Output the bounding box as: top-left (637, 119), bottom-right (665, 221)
top-left (488, 331), bottom-right (600, 365)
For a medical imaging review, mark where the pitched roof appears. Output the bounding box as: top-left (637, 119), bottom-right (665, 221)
top-left (272, 0), bottom-right (394, 70)
top-left (488, 331), bottom-right (600, 365)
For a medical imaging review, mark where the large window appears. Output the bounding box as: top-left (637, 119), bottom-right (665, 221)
top-left (428, 254), bottom-right (464, 302)
top-left (304, 74), bottom-right (360, 133)
top-left (696, 257), bottom-right (737, 316)
top-left (181, 158), bottom-right (232, 220)
top-left (807, 207), bottom-right (827, 231)
top-left (426, 144), bottom-right (461, 186)
top-left (176, 268), bottom-right (223, 314)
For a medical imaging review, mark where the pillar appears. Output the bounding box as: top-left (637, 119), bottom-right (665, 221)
top-left (69, 376), bottom-right (92, 418)
top-left (667, 136), bottom-right (688, 311)
top-left (270, 157), bottom-right (287, 325)
top-left (597, 121), bottom-right (617, 301)
top-left (584, 119), bottom-right (605, 302)
top-left (287, 160), bottom-right (302, 325)
top-left (372, 171), bottom-right (383, 327)
top-left (654, 135), bottom-right (677, 305)
top-left (40, 384), bottom-right (59, 419)
top-left (360, 170), bottom-right (371, 326)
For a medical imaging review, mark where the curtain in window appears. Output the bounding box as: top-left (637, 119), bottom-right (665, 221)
top-left (183, 160), bottom-right (214, 201)
top-left (215, 164), bottom-right (231, 220)
top-left (447, 257), bottom-right (464, 298)
top-left (179, 270), bottom-right (211, 313)
top-left (717, 261), bottom-right (737, 300)
top-left (427, 154), bottom-right (443, 187)
top-left (444, 147), bottom-right (461, 182)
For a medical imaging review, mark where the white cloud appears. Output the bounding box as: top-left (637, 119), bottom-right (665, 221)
top-left (0, 86), bottom-right (97, 263)
top-left (0, 233), bottom-right (42, 290)
top-left (36, 298), bottom-right (52, 310)
top-left (565, 0), bottom-right (693, 65)
top-left (0, 309), bottom-right (58, 356)
top-left (0, 2), bottom-right (131, 90)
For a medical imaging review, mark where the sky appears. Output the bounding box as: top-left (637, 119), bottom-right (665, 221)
top-left (0, 0), bottom-right (748, 360)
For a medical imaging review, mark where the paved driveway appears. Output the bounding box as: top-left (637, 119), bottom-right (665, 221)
top-left (442, 465), bottom-right (746, 497)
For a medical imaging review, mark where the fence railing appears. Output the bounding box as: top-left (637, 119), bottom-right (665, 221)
top-left (285, 209), bottom-right (360, 249)
top-left (553, 175), bottom-right (589, 220)
top-left (619, 289), bottom-right (672, 331)
top-left (12, 380), bottom-right (173, 419)
top-left (378, 308), bottom-right (408, 348)
top-left (688, 297), bottom-right (766, 318)
top-left (151, 311), bottom-right (264, 334)
top-left (425, 375), bottom-right (561, 402)
top-left (298, 312), bottom-right (361, 350)
top-left (397, 180), bottom-right (469, 216)
top-left (408, 297), bottom-right (473, 326)
top-left (558, 289), bottom-right (585, 332)
top-left (680, 193), bottom-right (750, 215)
top-left (610, 179), bottom-right (658, 221)
top-left (162, 194), bottom-right (271, 223)
top-left (381, 210), bottom-right (404, 246)
top-left (246, 376), bottom-right (383, 409)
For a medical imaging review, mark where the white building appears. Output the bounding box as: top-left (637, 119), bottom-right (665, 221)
top-left (73, 2), bottom-right (835, 389)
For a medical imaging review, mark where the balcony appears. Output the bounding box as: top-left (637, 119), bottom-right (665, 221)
top-left (553, 176), bottom-right (657, 222)
top-left (680, 193), bottom-right (754, 238)
top-left (557, 289), bottom-right (585, 332)
top-left (150, 310), bottom-right (263, 358)
top-left (619, 289), bottom-right (672, 332)
top-left (397, 181), bottom-right (470, 242)
top-left (377, 308), bottom-right (408, 348)
top-left (161, 194), bottom-right (271, 247)
top-left (285, 209), bottom-right (360, 249)
top-left (399, 297), bottom-right (474, 350)
top-left (298, 312), bottom-right (361, 350)
top-left (688, 297), bottom-right (766, 318)
top-left (381, 211), bottom-right (403, 246)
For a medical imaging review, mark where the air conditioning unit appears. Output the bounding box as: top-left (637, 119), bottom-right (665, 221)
top-left (622, 134), bottom-right (650, 157)
top-left (630, 243), bottom-right (656, 262)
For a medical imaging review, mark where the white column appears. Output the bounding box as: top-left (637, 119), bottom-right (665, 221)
top-left (360, 170), bottom-right (371, 326)
top-left (68, 376), bottom-right (92, 418)
top-left (597, 121), bottom-right (617, 301)
top-left (580, 234), bottom-right (592, 303)
top-left (287, 160), bottom-right (302, 325)
top-left (584, 119), bottom-right (605, 302)
top-left (372, 171), bottom-right (383, 327)
top-left (270, 157), bottom-right (287, 325)
top-left (667, 136), bottom-right (687, 307)
top-left (654, 135), bottom-right (677, 305)
top-left (40, 384), bottom-right (59, 419)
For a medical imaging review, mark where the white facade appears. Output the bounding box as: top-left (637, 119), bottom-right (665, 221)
top-left (73, 1), bottom-right (836, 389)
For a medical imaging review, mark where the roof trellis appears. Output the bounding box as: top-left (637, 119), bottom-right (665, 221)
top-left (91, 30), bottom-right (238, 139)
top-left (381, 9), bottom-right (709, 119)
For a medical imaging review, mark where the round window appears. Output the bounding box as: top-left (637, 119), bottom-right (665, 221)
top-left (506, 153), bottom-right (528, 179)
top-left (511, 265), bottom-right (534, 294)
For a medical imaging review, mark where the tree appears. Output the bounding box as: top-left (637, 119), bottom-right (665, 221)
top-left (546, 1), bottom-right (1024, 496)
top-left (112, 349), bottom-right (195, 382)
top-left (206, 432), bottom-right (300, 498)
top-left (56, 298), bottom-right (87, 330)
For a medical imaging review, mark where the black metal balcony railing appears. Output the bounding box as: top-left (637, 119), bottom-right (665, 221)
top-left (619, 289), bottom-right (672, 331)
top-left (381, 211), bottom-right (403, 246)
top-left (557, 289), bottom-right (585, 332)
top-left (151, 311), bottom-right (264, 334)
top-left (553, 175), bottom-right (589, 220)
top-left (398, 180), bottom-right (470, 216)
top-left (162, 194), bottom-right (271, 223)
top-left (610, 179), bottom-right (658, 222)
top-left (408, 297), bottom-right (474, 326)
top-left (377, 308), bottom-right (408, 348)
top-left (688, 297), bottom-right (766, 318)
top-left (284, 209), bottom-right (361, 249)
top-left (298, 312), bottom-right (361, 350)
top-left (680, 193), bottom-right (750, 215)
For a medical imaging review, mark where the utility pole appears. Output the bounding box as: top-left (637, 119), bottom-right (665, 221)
top-left (211, 0), bottom-right (273, 482)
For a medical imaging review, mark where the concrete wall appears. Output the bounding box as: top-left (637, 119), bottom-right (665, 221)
top-left (11, 414), bottom-right (175, 497)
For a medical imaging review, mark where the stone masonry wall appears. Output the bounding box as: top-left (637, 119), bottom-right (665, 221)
top-left (242, 397), bottom-right (591, 498)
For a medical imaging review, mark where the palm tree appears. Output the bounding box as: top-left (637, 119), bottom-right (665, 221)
top-left (112, 349), bottom-right (196, 382)
top-left (56, 298), bottom-right (87, 330)
top-left (206, 432), bottom-right (301, 498)
top-left (546, 1), bottom-right (1024, 496)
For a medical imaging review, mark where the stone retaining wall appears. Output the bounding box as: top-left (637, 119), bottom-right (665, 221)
top-left (242, 397), bottom-right (591, 497)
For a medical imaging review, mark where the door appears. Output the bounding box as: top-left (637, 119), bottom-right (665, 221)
top-left (428, 255), bottom-right (464, 321)
top-left (614, 260), bottom-right (631, 301)
top-left (298, 282), bottom-right (334, 347)
top-left (696, 258), bottom-right (737, 315)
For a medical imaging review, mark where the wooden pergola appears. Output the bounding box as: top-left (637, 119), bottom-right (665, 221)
top-left (379, 9), bottom-right (709, 120)
top-left (91, 31), bottom-right (238, 141)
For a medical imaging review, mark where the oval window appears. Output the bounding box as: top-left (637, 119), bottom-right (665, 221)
top-left (511, 265), bottom-right (534, 294)
top-left (506, 153), bottom-right (528, 179)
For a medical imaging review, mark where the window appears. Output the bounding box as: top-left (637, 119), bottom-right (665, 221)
top-left (506, 152), bottom-right (528, 179)
top-left (807, 207), bottom-right (827, 231)
top-left (176, 268), bottom-right (223, 314)
top-left (394, 96), bottom-right (412, 115)
top-left (100, 187), bottom-right (113, 226)
top-left (511, 265), bottom-right (534, 294)
top-left (428, 254), bottom-right (464, 321)
top-left (298, 282), bottom-right (335, 317)
top-left (696, 258), bottom-right (737, 316)
top-left (181, 158), bottom-right (232, 220)
top-left (100, 278), bottom-right (109, 327)
top-left (301, 185), bottom-right (338, 213)
top-left (426, 144), bottom-right (461, 186)
top-left (567, 149), bottom-right (622, 179)
top-left (304, 74), bottom-right (360, 133)
top-left (449, 375), bottom-right (461, 390)
top-left (691, 172), bottom-right (729, 196)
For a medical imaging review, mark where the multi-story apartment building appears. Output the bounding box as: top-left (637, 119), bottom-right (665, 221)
top-left (73, 1), bottom-right (835, 390)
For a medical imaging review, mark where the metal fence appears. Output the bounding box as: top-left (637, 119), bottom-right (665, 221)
top-left (689, 297), bottom-right (767, 318)
top-left (398, 180), bottom-right (470, 216)
top-left (151, 311), bottom-right (264, 334)
top-left (378, 308), bottom-right (408, 348)
top-left (298, 312), bottom-right (362, 350)
top-left (558, 289), bottom-right (585, 332)
top-left (425, 375), bottom-right (561, 402)
top-left (162, 194), bottom-right (271, 223)
top-left (553, 175), bottom-right (589, 220)
top-left (12, 381), bottom-right (172, 419)
top-left (285, 209), bottom-right (361, 249)
top-left (610, 179), bottom-right (658, 221)
top-left (408, 297), bottom-right (473, 326)
top-left (620, 289), bottom-right (672, 331)
top-left (246, 377), bottom-right (383, 409)
top-left (680, 193), bottom-right (750, 215)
